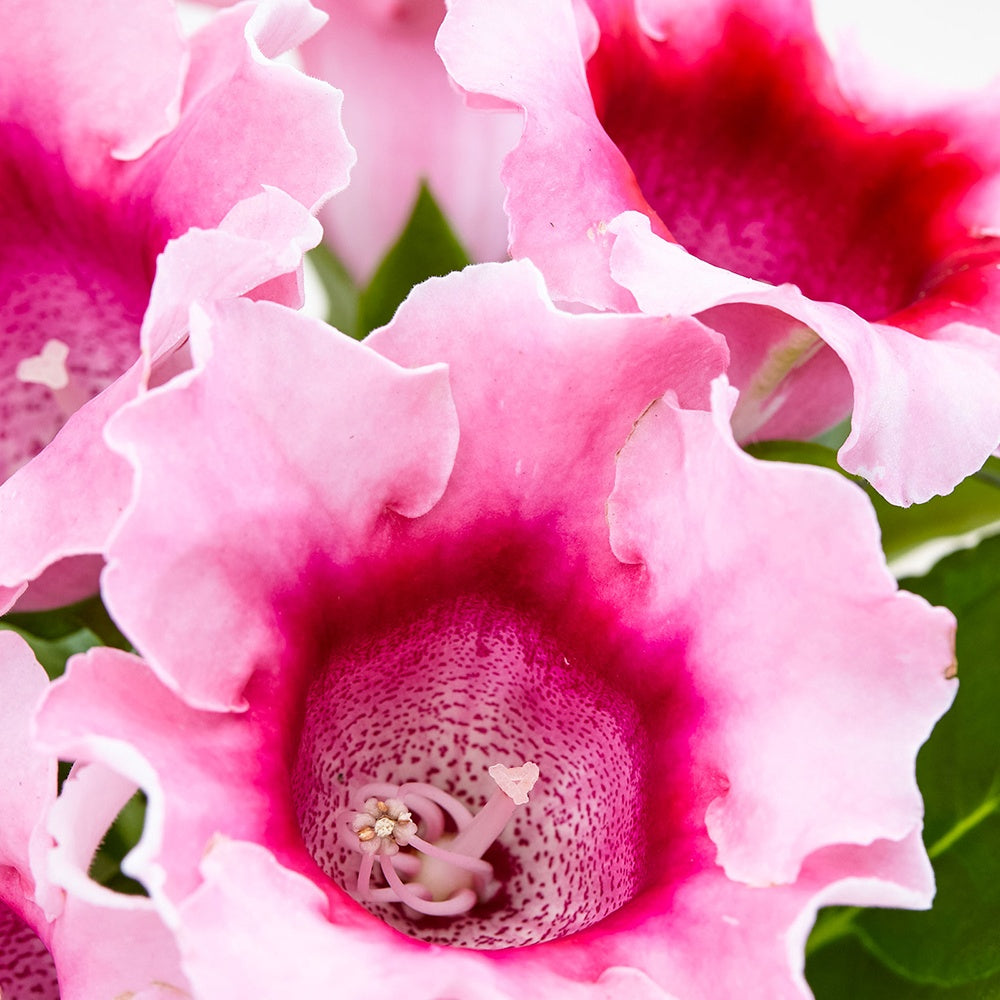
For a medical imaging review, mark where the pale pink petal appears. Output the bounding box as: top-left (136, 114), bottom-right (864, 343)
top-left (437, 0), bottom-right (643, 308)
top-left (368, 259), bottom-right (728, 553)
top-left (611, 213), bottom-right (1000, 505)
top-left (0, 632), bottom-right (54, 881)
top-left (43, 763), bottom-right (189, 999)
top-left (125, 0), bottom-right (355, 232)
top-left (607, 379), bottom-right (956, 884)
top-left (52, 898), bottom-right (187, 1000)
top-left (0, 364), bottom-right (142, 601)
top-left (619, 829), bottom-right (933, 1000)
top-left (36, 648), bottom-right (271, 908)
top-left (0, 0), bottom-right (186, 179)
top-left (0, 639), bottom-right (186, 999)
top-left (139, 186), bottom-right (323, 365)
top-left (298, 0), bottom-right (518, 280)
top-left (102, 300), bottom-right (459, 709)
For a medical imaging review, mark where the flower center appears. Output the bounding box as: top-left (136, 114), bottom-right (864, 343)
top-left (586, 14), bottom-right (982, 321)
top-left (344, 762), bottom-right (540, 918)
top-left (0, 901), bottom-right (60, 999)
top-left (0, 124), bottom-right (154, 482)
top-left (290, 593), bottom-right (649, 949)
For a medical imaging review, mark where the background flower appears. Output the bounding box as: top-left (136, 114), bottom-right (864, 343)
top-left (438, 0), bottom-right (1000, 505)
top-left (0, 0), bottom-right (354, 611)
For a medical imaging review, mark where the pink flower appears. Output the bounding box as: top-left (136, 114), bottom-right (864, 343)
top-left (0, 631), bottom-right (186, 998)
top-left (299, 0), bottom-right (520, 280)
top-left (438, 0), bottom-right (1000, 505)
top-left (0, 0), bottom-right (354, 611)
top-left (37, 262), bottom-right (955, 997)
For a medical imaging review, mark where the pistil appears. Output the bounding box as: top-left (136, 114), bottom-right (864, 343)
top-left (343, 761), bottom-right (540, 918)
top-left (16, 339), bottom-right (89, 420)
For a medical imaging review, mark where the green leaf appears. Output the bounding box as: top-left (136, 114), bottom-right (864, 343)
top-left (0, 623), bottom-right (102, 681)
top-left (1, 593), bottom-right (131, 679)
top-left (808, 934), bottom-right (1000, 999)
top-left (307, 241), bottom-right (362, 339)
top-left (88, 791), bottom-right (148, 897)
top-left (356, 181), bottom-right (472, 337)
top-left (808, 532), bottom-right (1000, 987)
top-left (744, 442), bottom-right (1000, 561)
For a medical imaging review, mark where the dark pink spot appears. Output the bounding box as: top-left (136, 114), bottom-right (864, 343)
top-left (0, 898), bottom-right (59, 999)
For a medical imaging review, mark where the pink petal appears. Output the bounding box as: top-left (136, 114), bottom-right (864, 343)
top-left (0, 0), bottom-right (186, 177)
top-left (437, 0), bottom-right (643, 309)
top-left (607, 379), bottom-right (956, 884)
top-left (0, 632), bottom-right (54, 884)
top-left (102, 299), bottom-right (459, 709)
top-left (368, 260), bottom-right (728, 554)
top-left (125, 0), bottom-right (355, 233)
top-left (36, 648), bottom-right (271, 908)
top-left (611, 215), bottom-right (1000, 505)
top-left (300, 0), bottom-right (519, 280)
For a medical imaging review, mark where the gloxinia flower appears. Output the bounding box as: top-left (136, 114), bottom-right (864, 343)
top-left (0, 630), bottom-right (186, 999)
top-left (438, 0), bottom-right (1000, 505)
top-left (0, 0), bottom-right (353, 610)
top-left (36, 262), bottom-right (955, 997)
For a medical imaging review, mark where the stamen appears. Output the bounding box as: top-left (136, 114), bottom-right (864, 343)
top-left (16, 339), bottom-right (89, 419)
top-left (341, 761), bottom-right (540, 919)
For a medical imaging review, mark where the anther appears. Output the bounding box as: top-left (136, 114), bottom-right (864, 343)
top-left (342, 762), bottom-right (540, 919)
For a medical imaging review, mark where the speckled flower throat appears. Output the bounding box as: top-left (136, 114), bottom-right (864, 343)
top-left (0, 902), bottom-right (60, 999)
top-left (0, 124), bottom-right (154, 483)
top-left (291, 593), bottom-right (650, 949)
